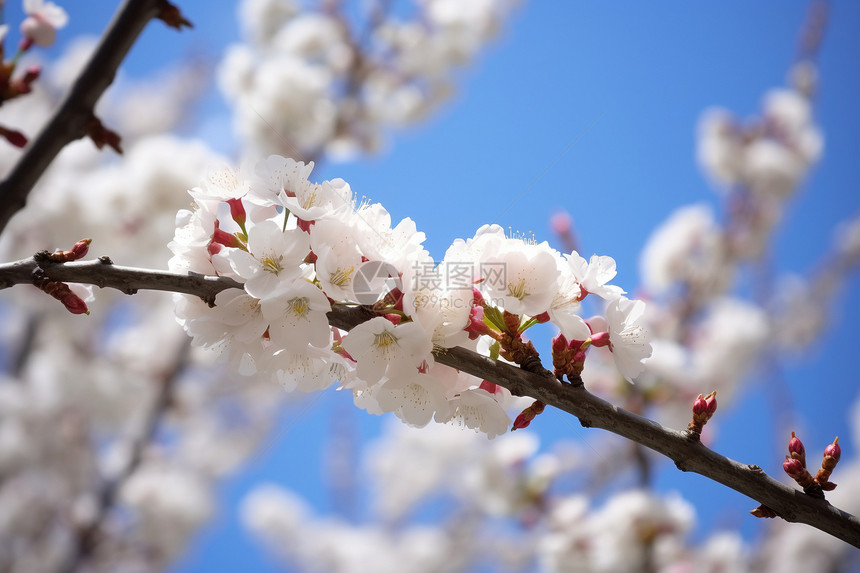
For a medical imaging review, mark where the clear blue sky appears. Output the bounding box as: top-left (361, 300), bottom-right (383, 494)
top-left (14, 1), bottom-right (860, 570)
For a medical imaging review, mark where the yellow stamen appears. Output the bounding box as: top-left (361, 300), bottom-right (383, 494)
top-left (330, 267), bottom-right (354, 286)
top-left (373, 330), bottom-right (398, 348)
top-left (507, 279), bottom-right (528, 300)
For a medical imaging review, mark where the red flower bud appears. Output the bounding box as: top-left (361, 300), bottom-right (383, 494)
top-left (589, 331), bottom-right (611, 348)
top-left (552, 333), bottom-right (569, 355)
top-left (472, 286), bottom-right (485, 308)
top-left (0, 126), bottom-right (28, 148)
top-left (512, 400), bottom-right (546, 431)
top-left (382, 313), bottom-right (401, 325)
top-left (824, 437), bottom-right (841, 464)
top-left (788, 431), bottom-right (806, 467)
top-left (783, 456), bottom-right (805, 480)
top-left (479, 380), bottom-right (499, 394)
top-left (533, 311), bottom-right (551, 323)
top-left (61, 292), bottom-right (90, 315)
top-left (226, 197), bottom-right (246, 229)
top-left (704, 391), bottom-right (717, 416)
top-left (70, 238), bottom-right (91, 261)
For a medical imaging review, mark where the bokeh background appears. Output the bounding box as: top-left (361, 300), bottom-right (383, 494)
top-left (3, 1), bottom-right (860, 571)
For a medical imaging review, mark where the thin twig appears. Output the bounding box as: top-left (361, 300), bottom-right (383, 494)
top-left (59, 338), bottom-right (190, 573)
top-left (1, 258), bottom-right (856, 548)
top-left (0, 0), bottom-right (179, 235)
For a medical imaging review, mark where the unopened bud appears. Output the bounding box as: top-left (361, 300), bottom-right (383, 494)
top-left (533, 311), bottom-right (551, 323)
top-left (824, 437), bottom-right (841, 464)
top-left (783, 456), bottom-right (805, 480)
top-left (503, 310), bottom-right (521, 335)
top-left (35, 279), bottom-right (90, 315)
top-left (0, 125), bottom-right (27, 148)
top-left (61, 292), bottom-right (90, 315)
top-left (512, 400), bottom-right (546, 431)
top-left (479, 380), bottom-right (499, 394)
top-left (226, 197), bottom-right (246, 230)
top-left (552, 333), bottom-right (569, 355)
top-left (472, 286), bottom-right (485, 307)
top-left (788, 431), bottom-right (806, 467)
top-left (47, 238), bottom-right (92, 263)
top-left (382, 313), bottom-right (401, 325)
top-left (589, 331), bottom-right (611, 348)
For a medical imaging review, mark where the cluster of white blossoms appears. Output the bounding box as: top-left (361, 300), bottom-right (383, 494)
top-left (697, 62), bottom-right (823, 200)
top-left (169, 155), bottom-right (652, 437)
top-left (218, 0), bottom-right (520, 159)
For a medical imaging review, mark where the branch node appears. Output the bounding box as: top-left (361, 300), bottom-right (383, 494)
top-left (98, 256), bottom-right (113, 265)
top-left (158, 1), bottom-right (193, 30)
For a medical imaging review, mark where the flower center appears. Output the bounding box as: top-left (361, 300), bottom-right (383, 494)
top-left (262, 255), bottom-right (283, 274)
top-left (301, 189), bottom-right (318, 210)
top-left (288, 297), bottom-right (309, 317)
top-left (507, 278), bottom-right (528, 300)
top-left (619, 324), bottom-right (645, 345)
top-left (373, 330), bottom-right (398, 348)
top-left (330, 266), bottom-right (354, 286)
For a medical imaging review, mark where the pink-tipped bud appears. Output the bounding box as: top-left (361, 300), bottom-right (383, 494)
top-left (382, 313), bottom-right (401, 326)
top-left (783, 456), bottom-right (805, 480)
top-left (824, 437), bottom-right (841, 464)
top-left (211, 220), bottom-right (243, 249)
top-left (472, 286), bottom-right (485, 308)
top-left (61, 292), bottom-right (90, 315)
top-left (22, 65), bottom-right (41, 84)
top-left (788, 431), bottom-right (806, 467)
top-left (512, 400), bottom-right (546, 431)
top-left (465, 306), bottom-right (492, 340)
top-left (693, 391), bottom-right (717, 418)
top-left (226, 197), bottom-right (246, 229)
top-left (704, 391), bottom-right (717, 416)
top-left (692, 394), bottom-right (707, 416)
top-left (0, 126), bottom-right (28, 148)
top-left (589, 331), bottom-right (611, 348)
top-left (550, 211), bottom-right (571, 235)
top-left (479, 380), bottom-right (499, 394)
top-left (69, 238), bottom-right (91, 261)
top-left (552, 333), bottom-right (569, 355)
top-left (533, 311), bottom-right (551, 323)
top-left (48, 238), bottom-right (92, 263)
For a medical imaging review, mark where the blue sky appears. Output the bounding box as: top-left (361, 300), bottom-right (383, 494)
top-left (10, 1), bottom-right (860, 570)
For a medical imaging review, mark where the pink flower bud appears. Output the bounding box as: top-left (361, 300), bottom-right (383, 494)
top-left (22, 65), bottom-right (41, 84)
top-left (479, 380), bottom-right (499, 394)
top-left (70, 238), bottom-right (91, 261)
top-left (382, 313), bottom-right (401, 326)
top-left (472, 286), bottom-right (485, 307)
top-left (533, 311), bottom-right (551, 323)
top-left (0, 126), bottom-right (28, 148)
top-left (693, 394), bottom-right (707, 416)
top-left (226, 198), bottom-right (246, 229)
top-left (512, 400), bottom-right (546, 431)
top-left (704, 391), bottom-right (717, 416)
top-left (552, 333), bottom-right (569, 355)
top-left (211, 220), bottom-right (242, 249)
top-left (589, 331), bottom-right (611, 348)
top-left (783, 456), bottom-right (805, 480)
top-left (550, 211), bottom-right (571, 235)
top-left (824, 437), bottom-right (841, 463)
top-left (61, 292), bottom-right (90, 315)
top-left (788, 431), bottom-right (806, 467)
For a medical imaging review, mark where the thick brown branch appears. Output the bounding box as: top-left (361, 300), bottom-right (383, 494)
top-left (0, 0), bottom-right (177, 235)
top-left (1, 258), bottom-right (858, 548)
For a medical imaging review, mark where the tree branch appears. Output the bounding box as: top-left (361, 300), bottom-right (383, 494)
top-left (0, 0), bottom-right (181, 235)
top-left (1, 257), bottom-right (858, 548)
